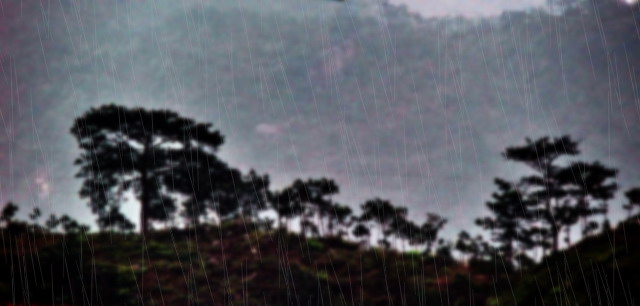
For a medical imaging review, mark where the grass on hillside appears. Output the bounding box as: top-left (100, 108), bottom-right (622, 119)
top-left (1, 218), bottom-right (638, 305)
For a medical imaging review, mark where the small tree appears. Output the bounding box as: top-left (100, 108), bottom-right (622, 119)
top-left (28, 207), bottom-right (41, 222)
top-left (46, 214), bottom-right (60, 232)
top-left (59, 215), bottom-right (90, 234)
top-left (352, 223), bottom-right (371, 247)
top-left (270, 178), bottom-right (339, 236)
top-left (360, 198), bottom-right (407, 248)
top-left (1, 202), bottom-right (19, 228)
top-left (419, 213), bottom-right (447, 254)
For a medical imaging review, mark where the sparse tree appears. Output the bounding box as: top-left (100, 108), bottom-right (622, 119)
top-left (360, 198), bottom-right (407, 248)
top-left (46, 214), bottom-right (60, 232)
top-left (503, 135), bottom-right (588, 253)
top-left (28, 207), bottom-right (41, 222)
top-left (298, 178), bottom-right (339, 236)
top-left (419, 213), bottom-right (447, 254)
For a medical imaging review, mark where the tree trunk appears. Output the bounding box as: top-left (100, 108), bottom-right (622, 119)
top-left (546, 197), bottom-right (558, 254)
top-left (140, 167), bottom-right (150, 236)
top-left (277, 215), bottom-right (282, 230)
top-left (552, 225), bottom-right (559, 253)
top-left (140, 142), bottom-right (152, 236)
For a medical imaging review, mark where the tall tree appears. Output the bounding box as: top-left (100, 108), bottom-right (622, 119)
top-left (502, 135), bottom-right (618, 253)
top-left (503, 135), bottom-right (579, 253)
top-left (71, 104), bottom-right (224, 235)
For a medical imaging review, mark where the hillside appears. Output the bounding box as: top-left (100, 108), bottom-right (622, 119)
top-left (506, 218), bottom-right (640, 305)
top-left (1, 218), bottom-right (638, 305)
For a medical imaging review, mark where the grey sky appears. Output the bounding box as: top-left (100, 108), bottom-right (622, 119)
top-left (1, 0), bottom-right (639, 240)
top-left (391, 0), bottom-right (547, 17)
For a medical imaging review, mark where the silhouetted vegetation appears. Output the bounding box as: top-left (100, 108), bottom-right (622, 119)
top-left (3, 102), bottom-right (640, 304)
top-left (2, 0), bottom-right (640, 303)
top-left (2, 205), bottom-right (638, 304)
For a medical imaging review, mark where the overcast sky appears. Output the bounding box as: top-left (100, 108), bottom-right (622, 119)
top-left (1, 0), bottom-right (638, 239)
top-left (391, 0), bottom-right (547, 17)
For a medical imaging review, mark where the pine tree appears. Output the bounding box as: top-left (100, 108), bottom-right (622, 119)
top-left (503, 136), bottom-right (579, 253)
top-left (502, 135), bottom-right (618, 253)
top-left (71, 104), bottom-right (224, 235)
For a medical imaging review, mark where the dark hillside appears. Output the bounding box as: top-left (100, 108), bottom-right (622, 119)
top-left (506, 218), bottom-right (640, 305)
top-left (2, 218), bottom-right (638, 305)
top-left (0, 221), bottom-right (508, 305)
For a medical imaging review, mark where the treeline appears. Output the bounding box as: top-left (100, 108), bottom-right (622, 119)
top-left (3, 104), bottom-right (640, 268)
top-left (68, 104), bottom-right (449, 254)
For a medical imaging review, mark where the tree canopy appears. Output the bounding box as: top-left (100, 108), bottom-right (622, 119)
top-left (71, 104), bottom-right (225, 234)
